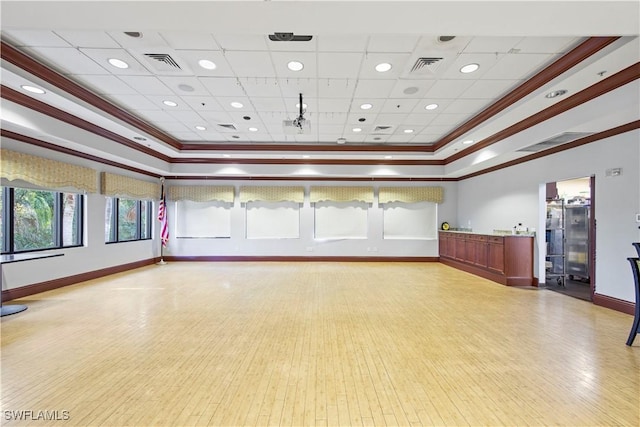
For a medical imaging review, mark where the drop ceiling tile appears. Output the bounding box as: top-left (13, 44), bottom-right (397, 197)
top-left (74, 75), bottom-right (136, 95)
top-left (443, 99), bottom-right (492, 115)
top-left (118, 76), bottom-right (174, 96)
top-left (250, 97), bottom-right (287, 112)
top-left (410, 134), bottom-right (439, 144)
top-left (240, 78), bottom-right (283, 97)
top-left (318, 78), bottom-right (357, 98)
top-left (266, 36), bottom-right (317, 52)
top-left (381, 98), bottom-right (420, 113)
top-left (365, 135), bottom-right (389, 143)
top-left (178, 50), bottom-right (235, 77)
top-left (319, 125), bottom-right (347, 135)
top-left (316, 112), bottom-right (348, 125)
top-left (181, 96), bottom-right (225, 112)
top-left (26, 47), bottom-right (109, 75)
top-left (482, 53), bottom-right (558, 79)
top-left (353, 79), bottom-right (396, 99)
top-left (133, 110), bottom-right (177, 122)
top-left (374, 113), bottom-right (408, 125)
top-left (170, 110), bottom-right (209, 124)
top-left (318, 98), bottom-right (352, 113)
top-left (79, 48), bottom-right (152, 75)
top-left (247, 133), bottom-right (274, 142)
top-left (214, 35), bottom-right (269, 51)
top-left (278, 78), bottom-right (319, 98)
top-left (107, 31), bottom-right (169, 48)
top-left (342, 135), bottom-right (366, 143)
top-left (107, 94), bottom-right (160, 110)
top-left (318, 52), bottom-right (364, 78)
top-left (270, 51), bottom-right (317, 78)
top-left (403, 113), bottom-right (435, 126)
top-left (283, 96), bottom-right (318, 114)
top-left (294, 134), bottom-right (317, 142)
top-left (198, 111), bottom-right (234, 123)
top-left (152, 121), bottom-right (191, 132)
top-left (169, 131), bottom-right (201, 140)
top-left (388, 80), bottom-right (436, 98)
top-left (224, 51), bottom-right (276, 77)
top-left (395, 125), bottom-right (425, 135)
top-left (429, 113), bottom-right (468, 126)
top-left (350, 98), bottom-right (385, 113)
top-left (318, 134), bottom-right (345, 143)
top-left (367, 35), bottom-right (419, 53)
top-left (385, 135), bottom-right (416, 143)
top-left (359, 53), bottom-right (412, 79)
top-left (200, 77), bottom-right (246, 97)
top-left (418, 125), bottom-right (456, 136)
top-left (462, 79), bottom-right (519, 99)
top-left (424, 79), bottom-right (475, 98)
top-left (2, 30), bottom-right (71, 47)
top-left (161, 32), bottom-right (220, 50)
top-left (317, 35), bottom-right (368, 52)
top-left (463, 37), bottom-right (524, 53)
top-left (54, 31), bottom-right (120, 48)
top-left (159, 76), bottom-right (211, 96)
top-left (227, 113), bottom-right (266, 128)
top-left (514, 37), bottom-right (582, 54)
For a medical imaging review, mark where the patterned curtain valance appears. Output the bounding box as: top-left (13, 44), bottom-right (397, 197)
top-left (310, 186), bottom-right (374, 203)
top-left (101, 172), bottom-right (160, 200)
top-left (239, 186), bottom-right (304, 203)
top-left (379, 186), bottom-right (444, 204)
top-left (0, 149), bottom-right (98, 193)
top-left (169, 185), bottom-right (234, 203)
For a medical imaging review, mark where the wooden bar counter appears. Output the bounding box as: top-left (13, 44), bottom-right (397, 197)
top-left (439, 231), bottom-right (535, 286)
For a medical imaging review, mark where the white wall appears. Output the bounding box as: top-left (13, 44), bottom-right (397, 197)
top-left (457, 130), bottom-right (640, 303)
top-left (164, 180), bottom-right (458, 259)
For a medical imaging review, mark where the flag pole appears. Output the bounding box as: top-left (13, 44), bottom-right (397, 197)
top-left (157, 177), bottom-right (168, 265)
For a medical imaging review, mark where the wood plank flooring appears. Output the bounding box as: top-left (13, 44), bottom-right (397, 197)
top-left (1, 262), bottom-right (639, 426)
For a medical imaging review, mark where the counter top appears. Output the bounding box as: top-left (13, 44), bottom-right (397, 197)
top-left (439, 230), bottom-right (535, 237)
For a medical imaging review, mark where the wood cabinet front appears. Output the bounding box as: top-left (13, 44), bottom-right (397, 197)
top-left (439, 232), bottom-right (534, 286)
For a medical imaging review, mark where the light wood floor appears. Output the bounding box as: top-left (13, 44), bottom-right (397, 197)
top-left (1, 262), bottom-right (639, 426)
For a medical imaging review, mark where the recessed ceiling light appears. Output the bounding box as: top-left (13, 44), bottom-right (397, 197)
top-left (337, 138), bottom-right (347, 144)
top-left (287, 60), bottom-right (304, 71)
top-left (360, 103), bottom-right (373, 110)
top-left (460, 63), bottom-right (480, 74)
top-left (384, 155), bottom-right (393, 159)
top-left (108, 58), bottom-right (129, 69)
top-left (462, 139), bottom-right (475, 145)
top-left (425, 103), bottom-right (439, 110)
top-left (163, 100), bottom-right (178, 107)
top-left (302, 155), bottom-right (310, 159)
top-left (375, 62), bottom-right (392, 72)
top-left (404, 129), bottom-right (414, 134)
top-left (195, 125), bottom-right (206, 131)
top-left (198, 59), bottom-right (217, 70)
top-left (230, 101), bottom-right (244, 109)
top-left (21, 85), bottom-right (45, 94)
top-left (352, 128), bottom-right (362, 133)
top-left (223, 154), bottom-right (231, 158)
top-left (545, 89), bottom-right (568, 99)
top-left (248, 127), bottom-right (258, 132)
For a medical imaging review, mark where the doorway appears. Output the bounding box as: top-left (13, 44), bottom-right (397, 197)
top-left (545, 177), bottom-right (595, 301)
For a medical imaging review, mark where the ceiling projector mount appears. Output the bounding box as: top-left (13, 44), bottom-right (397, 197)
top-left (283, 93), bottom-right (310, 134)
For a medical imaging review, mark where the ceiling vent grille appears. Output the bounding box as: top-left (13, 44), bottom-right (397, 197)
top-left (144, 53), bottom-right (182, 70)
top-left (372, 125), bottom-right (394, 134)
top-left (410, 57), bottom-right (444, 74)
top-left (217, 123), bottom-right (237, 131)
top-left (517, 132), bottom-right (593, 153)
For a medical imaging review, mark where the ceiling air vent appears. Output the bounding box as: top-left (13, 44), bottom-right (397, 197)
top-left (410, 57), bottom-right (444, 74)
top-left (144, 53), bottom-right (182, 70)
top-left (217, 123), bottom-right (237, 131)
top-left (517, 132), bottom-right (593, 153)
top-left (372, 125), bottom-right (394, 134)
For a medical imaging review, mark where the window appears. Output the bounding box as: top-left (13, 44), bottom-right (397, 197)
top-left (104, 197), bottom-right (152, 243)
top-left (246, 201), bottom-right (299, 239)
top-left (383, 201), bottom-right (438, 240)
top-left (314, 201), bottom-right (368, 239)
top-left (0, 186), bottom-right (84, 254)
top-left (176, 200), bottom-right (231, 238)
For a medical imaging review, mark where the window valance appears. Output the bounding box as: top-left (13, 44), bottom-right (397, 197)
top-left (0, 149), bottom-right (98, 193)
top-left (101, 172), bottom-right (160, 200)
top-left (169, 185), bottom-right (235, 203)
top-left (239, 186), bottom-right (304, 203)
top-left (310, 186), bottom-right (374, 203)
top-left (379, 186), bottom-right (444, 204)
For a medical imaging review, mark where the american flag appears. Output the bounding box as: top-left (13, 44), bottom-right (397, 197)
top-left (158, 181), bottom-right (169, 247)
